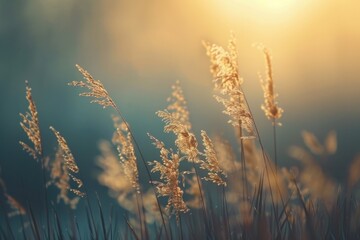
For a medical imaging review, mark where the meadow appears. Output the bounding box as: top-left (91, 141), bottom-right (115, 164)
top-left (1, 34), bottom-right (360, 240)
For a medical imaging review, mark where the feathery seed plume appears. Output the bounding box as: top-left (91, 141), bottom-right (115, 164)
top-left (50, 126), bottom-right (85, 198)
top-left (301, 131), bottom-right (324, 155)
top-left (48, 147), bottom-right (80, 209)
top-left (19, 81), bottom-right (42, 161)
top-left (5, 194), bottom-right (26, 217)
top-left (112, 116), bottom-right (140, 193)
top-left (199, 131), bottom-right (227, 186)
top-left (69, 64), bottom-right (116, 110)
top-left (325, 130), bottom-right (337, 154)
top-left (156, 81), bottom-right (198, 161)
top-left (258, 46), bottom-right (283, 123)
top-left (148, 134), bottom-right (188, 221)
top-left (97, 140), bottom-right (137, 212)
top-left (203, 33), bottom-right (253, 135)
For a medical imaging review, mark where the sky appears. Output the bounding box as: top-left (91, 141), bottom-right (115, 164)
top-left (1, 0), bottom-right (360, 210)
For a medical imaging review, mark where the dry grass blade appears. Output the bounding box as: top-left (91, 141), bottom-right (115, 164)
top-left (19, 81), bottom-right (42, 161)
top-left (0, 176), bottom-right (26, 216)
top-left (258, 46), bottom-right (283, 123)
top-left (112, 116), bottom-right (140, 193)
top-left (203, 33), bottom-right (253, 136)
top-left (97, 140), bottom-right (137, 213)
top-left (157, 81), bottom-right (198, 161)
top-left (325, 130), bottom-right (337, 154)
top-left (301, 131), bottom-right (324, 155)
top-left (5, 193), bottom-right (26, 217)
top-left (199, 131), bottom-right (226, 186)
top-left (166, 80), bottom-right (191, 130)
top-left (185, 175), bottom-right (203, 209)
top-left (50, 126), bottom-right (85, 198)
top-left (289, 145), bottom-right (336, 210)
top-left (48, 147), bottom-right (80, 209)
top-left (69, 64), bottom-right (116, 109)
top-left (212, 135), bottom-right (239, 174)
top-left (348, 155), bottom-right (360, 190)
top-left (203, 33), bottom-right (241, 94)
top-left (148, 134), bottom-right (189, 221)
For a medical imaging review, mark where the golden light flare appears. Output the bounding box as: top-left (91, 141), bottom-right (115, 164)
top-left (211, 0), bottom-right (313, 23)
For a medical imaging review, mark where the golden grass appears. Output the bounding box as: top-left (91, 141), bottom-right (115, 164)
top-left (50, 126), bottom-right (85, 198)
top-left (3, 33), bottom-right (360, 240)
top-left (258, 46), bottom-right (283, 124)
top-left (19, 81), bottom-right (42, 161)
top-left (69, 64), bottom-right (117, 110)
top-left (203, 33), bottom-right (253, 136)
top-left (148, 134), bottom-right (189, 220)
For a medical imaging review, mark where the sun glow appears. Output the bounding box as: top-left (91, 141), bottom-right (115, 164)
top-left (213, 0), bottom-right (311, 23)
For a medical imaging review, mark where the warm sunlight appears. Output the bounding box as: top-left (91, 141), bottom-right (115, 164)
top-left (212, 0), bottom-right (312, 23)
top-left (2, 1), bottom-right (360, 239)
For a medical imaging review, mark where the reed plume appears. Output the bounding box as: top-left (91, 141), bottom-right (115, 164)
top-left (243, 139), bottom-right (287, 203)
top-left (348, 155), bottom-right (360, 191)
top-left (289, 145), bottom-right (337, 210)
top-left (212, 135), bottom-right (239, 174)
top-left (50, 126), bottom-right (85, 198)
top-left (302, 130), bottom-right (337, 155)
top-left (148, 134), bottom-right (188, 220)
top-left (19, 81), bottom-right (42, 161)
top-left (5, 193), bottom-right (26, 217)
top-left (301, 131), bottom-right (324, 155)
top-left (258, 46), bottom-right (283, 123)
top-left (97, 140), bottom-right (137, 212)
top-left (0, 177), bottom-right (26, 217)
top-left (203, 34), bottom-right (253, 136)
top-left (69, 64), bottom-right (116, 110)
top-left (48, 147), bottom-right (80, 209)
top-left (156, 81), bottom-right (198, 161)
top-left (198, 131), bottom-right (227, 186)
top-left (112, 116), bottom-right (140, 193)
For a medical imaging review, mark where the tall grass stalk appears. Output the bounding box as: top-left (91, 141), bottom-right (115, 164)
top-left (70, 66), bottom-right (169, 239)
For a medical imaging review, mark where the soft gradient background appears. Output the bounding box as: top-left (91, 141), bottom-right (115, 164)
top-left (1, 0), bottom-right (360, 212)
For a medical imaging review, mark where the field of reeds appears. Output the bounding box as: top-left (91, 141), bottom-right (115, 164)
top-left (1, 34), bottom-right (360, 240)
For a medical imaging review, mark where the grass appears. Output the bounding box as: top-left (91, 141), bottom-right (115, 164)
top-left (1, 34), bottom-right (360, 239)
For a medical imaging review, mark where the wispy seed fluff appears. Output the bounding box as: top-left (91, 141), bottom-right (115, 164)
top-left (258, 46), bottom-right (283, 123)
top-left (156, 81), bottom-right (198, 161)
top-left (203, 33), bottom-right (253, 136)
top-left (50, 126), bottom-right (85, 198)
top-left (69, 64), bottom-right (116, 110)
top-left (97, 140), bottom-right (138, 213)
top-left (148, 134), bottom-right (189, 220)
top-left (199, 131), bottom-right (227, 186)
top-left (19, 81), bottom-right (42, 161)
top-left (301, 130), bottom-right (337, 155)
top-left (111, 116), bottom-right (140, 193)
top-left (48, 147), bottom-right (80, 209)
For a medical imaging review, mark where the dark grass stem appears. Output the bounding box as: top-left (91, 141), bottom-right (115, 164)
top-left (95, 193), bottom-right (107, 240)
top-left (0, 200), bottom-right (15, 240)
top-left (238, 127), bottom-right (248, 203)
top-left (134, 192), bottom-right (144, 240)
top-left (112, 104), bottom-right (169, 240)
top-left (124, 215), bottom-right (139, 240)
top-left (179, 214), bottom-right (184, 240)
top-left (190, 160), bottom-right (211, 235)
top-left (222, 185), bottom-right (231, 239)
top-left (240, 90), bottom-right (286, 238)
top-left (273, 119), bottom-right (278, 175)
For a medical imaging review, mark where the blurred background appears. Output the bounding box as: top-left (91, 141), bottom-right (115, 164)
top-left (1, 0), bottom-right (360, 212)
